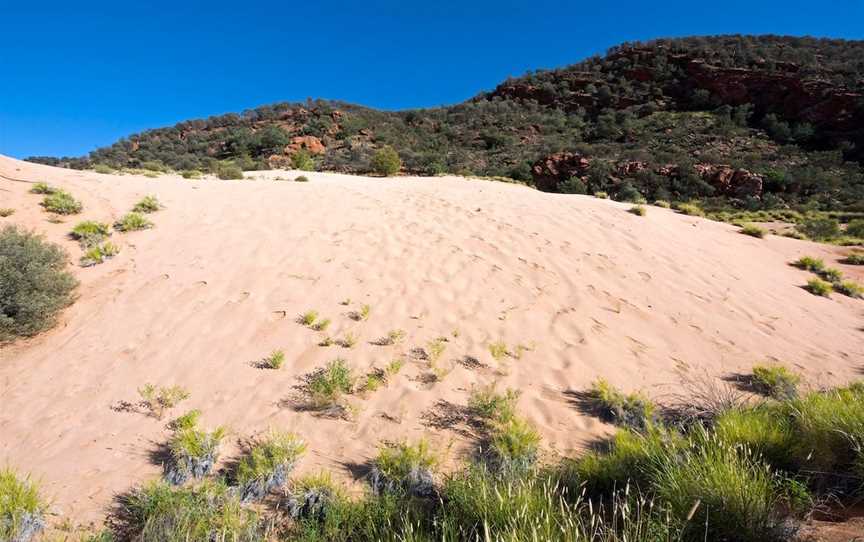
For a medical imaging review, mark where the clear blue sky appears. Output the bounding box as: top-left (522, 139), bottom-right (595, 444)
top-left (2, 0), bottom-right (862, 158)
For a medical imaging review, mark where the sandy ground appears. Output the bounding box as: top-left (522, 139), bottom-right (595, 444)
top-left (1, 155), bottom-right (863, 528)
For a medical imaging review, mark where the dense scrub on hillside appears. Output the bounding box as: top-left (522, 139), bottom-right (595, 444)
top-left (29, 35), bottom-right (864, 211)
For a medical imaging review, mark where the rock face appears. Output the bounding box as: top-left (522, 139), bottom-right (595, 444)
top-left (695, 164), bottom-right (764, 198)
top-left (530, 152), bottom-right (590, 192)
top-left (286, 135), bottom-right (325, 155)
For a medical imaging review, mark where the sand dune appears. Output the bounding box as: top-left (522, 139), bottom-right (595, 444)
top-left (1, 155), bottom-right (862, 525)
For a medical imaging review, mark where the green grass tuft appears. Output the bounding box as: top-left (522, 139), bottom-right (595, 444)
top-left (751, 364), bottom-right (801, 400)
top-left (41, 190), bottom-right (83, 214)
top-left (0, 467), bottom-right (45, 542)
top-left (841, 252), bottom-right (864, 265)
top-left (628, 205), bottom-right (646, 216)
top-left (132, 195), bottom-right (162, 213)
top-left (653, 200), bottom-right (671, 208)
top-left (29, 182), bottom-right (55, 194)
top-left (260, 349), bottom-right (285, 369)
top-left (306, 358), bottom-right (354, 409)
top-left (299, 310), bottom-right (318, 326)
top-left (833, 279), bottom-right (864, 298)
top-left (236, 430), bottom-right (306, 501)
top-left (674, 202), bottom-right (705, 217)
top-left (805, 278), bottom-right (832, 297)
top-left (467, 384), bottom-right (520, 423)
top-left (792, 256), bottom-right (825, 272)
top-left (740, 224), bottom-right (766, 238)
top-left (371, 439), bottom-right (437, 496)
top-left (115, 212), bottom-right (153, 232)
top-left (138, 384), bottom-right (189, 420)
top-left (584, 378), bottom-right (657, 431)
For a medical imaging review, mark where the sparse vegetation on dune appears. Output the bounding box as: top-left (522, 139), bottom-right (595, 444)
top-left (304, 358), bottom-right (355, 411)
top-left (0, 208), bottom-right (14, 217)
top-left (805, 277), bottom-right (833, 296)
top-left (114, 212), bottom-right (153, 232)
top-left (138, 384), bottom-right (189, 420)
top-left (628, 205), bottom-right (646, 216)
top-left (792, 256), bottom-right (825, 272)
top-left (842, 252), bottom-right (864, 265)
top-left (750, 364), bottom-right (801, 399)
top-left (582, 379), bottom-right (658, 431)
top-left (0, 225), bottom-right (77, 341)
top-left (166, 418), bottom-right (226, 485)
top-left (236, 431), bottom-right (306, 502)
top-left (80, 240), bottom-right (120, 267)
top-left (0, 467), bottom-right (45, 542)
top-left (673, 202), bottom-right (705, 217)
top-left (132, 195), bottom-right (162, 213)
top-left (41, 190), bottom-right (83, 214)
top-left (259, 349), bottom-right (285, 370)
top-left (29, 182), bottom-right (55, 194)
top-left (740, 224), bottom-right (766, 238)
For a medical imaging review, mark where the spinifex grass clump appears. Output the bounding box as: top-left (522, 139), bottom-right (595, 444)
top-left (485, 416), bottom-right (541, 474)
top-left (841, 252), bottom-right (864, 265)
top-left (115, 212), bottom-right (153, 232)
top-left (29, 182), bottom-right (55, 194)
top-left (299, 310), bottom-right (318, 327)
top-left (41, 190), bottom-right (83, 214)
top-left (628, 205), bottom-right (646, 216)
top-left (132, 195), bottom-right (162, 213)
top-left (165, 418), bottom-right (226, 485)
top-left (750, 364), bottom-right (801, 400)
top-left (0, 225), bottom-right (77, 341)
top-left (817, 267), bottom-right (843, 283)
top-left (237, 431), bottom-right (306, 502)
top-left (673, 202), bottom-right (705, 217)
top-left (362, 359), bottom-right (404, 393)
top-left (834, 280), bottom-right (864, 298)
top-left (118, 479), bottom-right (261, 542)
top-left (585, 379), bottom-right (658, 431)
top-left (138, 384), bottom-right (189, 420)
top-left (80, 241), bottom-right (120, 267)
top-left (369, 439), bottom-right (438, 497)
top-left (259, 349), bottom-right (285, 369)
top-left (70, 220), bottom-right (110, 248)
top-left (285, 471), bottom-right (345, 522)
top-left (305, 358), bottom-right (355, 411)
top-left (805, 278), bottom-right (832, 297)
top-left (792, 256), bottom-right (825, 272)
top-left (713, 406), bottom-right (795, 469)
top-left (0, 468), bottom-right (46, 542)
top-left (376, 329), bottom-right (406, 346)
top-left (467, 384), bottom-right (519, 423)
top-left (740, 224), bottom-right (766, 238)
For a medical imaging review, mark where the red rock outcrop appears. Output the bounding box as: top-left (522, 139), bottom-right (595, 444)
top-left (531, 152), bottom-right (590, 192)
top-left (286, 135), bottom-right (325, 155)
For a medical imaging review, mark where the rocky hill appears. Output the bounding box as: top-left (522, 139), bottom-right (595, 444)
top-left (29, 35), bottom-right (864, 210)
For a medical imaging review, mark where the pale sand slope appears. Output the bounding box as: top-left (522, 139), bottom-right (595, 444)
top-left (1, 155), bottom-right (862, 524)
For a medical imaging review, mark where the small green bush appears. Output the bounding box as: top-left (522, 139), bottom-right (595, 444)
top-left (628, 205), bottom-right (646, 216)
top-left (488, 341), bottom-right (508, 361)
top-left (295, 175), bottom-right (310, 182)
top-left (846, 219), bottom-right (864, 238)
top-left (0, 208), bottom-right (14, 217)
top-left (180, 170), bottom-right (202, 179)
top-left (841, 252), bottom-right (864, 265)
top-left (29, 182), bottom-right (55, 194)
top-left (215, 163), bottom-right (244, 180)
top-left (674, 202), bottom-right (705, 217)
top-left (70, 220), bottom-right (111, 248)
top-left (557, 177), bottom-right (587, 194)
top-left (467, 384), bottom-right (519, 423)
top-left (653, 200), bottom-right (671, 208)
top-left (299, 310), bottom-right (318, 326)
top-left (834, 280), bottom-right (863, 298)
top-left (792, 256), bottom-right (825, 272)
top-left (593, 191), bottom-right (608, 199)
top-left (92, 164), bottom-right (115, 174)
top-left (487, 416), bottom-right (541, 473)
top-left (118, 479), bottom-right (260, 541)
top-left (167, 421), bottom-right (226, 485)
top-left (805, 278), bottom-right (832, 297)
top-left (0, 226), bottom-right (77, 341)
top-left (0, 467), bottom-right (45, 542)
top-left (370, 439), bottom-right (437, 496)
top-left (115, 212), bottom-right (152, 232)
top-left (138, 384), bottom-right (189, 420)
top-left (140, 160), bottom-right (167, 173)
top-left (751, 364), bottom-right (801, 400)
top-left (798, 217), bottom-right (840, 240)
top-left (80, 241), bottom-right (120, 267)
top-left (306, 358), bottom-right (354, 409)
top-left (236, 430), bottom-right (306, 502)
top-left (41, 190), bottom-right (83, 214)
top-left (291, 150), bottom-right (315, 171)
top-left (260, 349), bottom-right (285, 369)
top-left (584, 379), bottom-right (657, 431)
top-left (817, 267), bottom-right (843, 282)
top-left (370, 146), bottom-right (401, 177)
top-left (132, 195), bottom-right (162, 213)
top-left (740, 224), bottom-right (766, 238)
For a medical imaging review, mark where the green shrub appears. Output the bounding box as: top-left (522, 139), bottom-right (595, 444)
top-left (291, 150), bottom-right (315, 171)
top-left (370, 439), bottom-right (437, 496)
top-left (115, 212), bottom-right (152, 232)
top-left (80, 241), bottom-right (120, 267)
top-left (306, 358), bottom-right (354, 409)
top-left (593, 191), bottom-right (609, 199)
top-left (817, 267), bottom-right (843, 282)
top-left (468, 384), bottom-right (520, 423)
top-left (653, 429), bottom-right (803, 542)
top-left (92, 164), bottom-right (115, 174)
top-left (180, 170), bottom-right (202, 179)
top-left (70, 220), bottom-right (111, 248)
top-left (834, 280), bottom-right (863, 298)
top-left (166, 421), bottom-right (226, 485)
top-left (557, 177), bottom-right (587, 194)
top-left (488, 341), bottom-right (508, 361)
top-left (140, 160), bottom-right (167, 173)
top-left (295, 175), bottom-right (310, 182)
top-left (371, 146), bottom-right (401, 176)
top-left (42, 190), bottom-right (83, 214)
top-left (260, 349), bottom-right (285, 369)
top-left (674, 202), bottom-right (705, 217)
top-left (740, 224), bottom-right (766, 238)
top-left (132, 195), bottom-right (162, 213)
top-left (138, 384), bottom-right (189, 420)
top-left (216, 163), bottom-right (244, 180)
top-left (583, 379), bottom-right (657, 431)
top-left (29, 182), bottom-right (55, 194)
top-left (653, 200), bottom-right (671, 208)
top-left (0, 225), bottom-right (77, 341)
top-left (798, 217), bottom-right (840, 240)
top-left (299, 310), bottom-right (318, 326)
top-left (0, 208), bottom-right (14, 217)
top-left (118, 479), bottom-right (261, 541)
top-left (628, 205), bottom-right (646, 216)
top-left (792, 256), bottom-right (825, 272)
top-left (487, 416), bottom-right (541, 473)
top-left (0, 467), bottom-right (45, 542)
top-left (236, 430), bottom-right (306, 502)
top-left (169, 410), bottom-right (201, 431)
top-left (841, 252), bottom-right (864, 265)
top-left (846, 219), bottom-right (864, 238)
top-left (805, 278), bottom-right (832, 297)
top-left (750, 364), bottom-right (801, 400)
